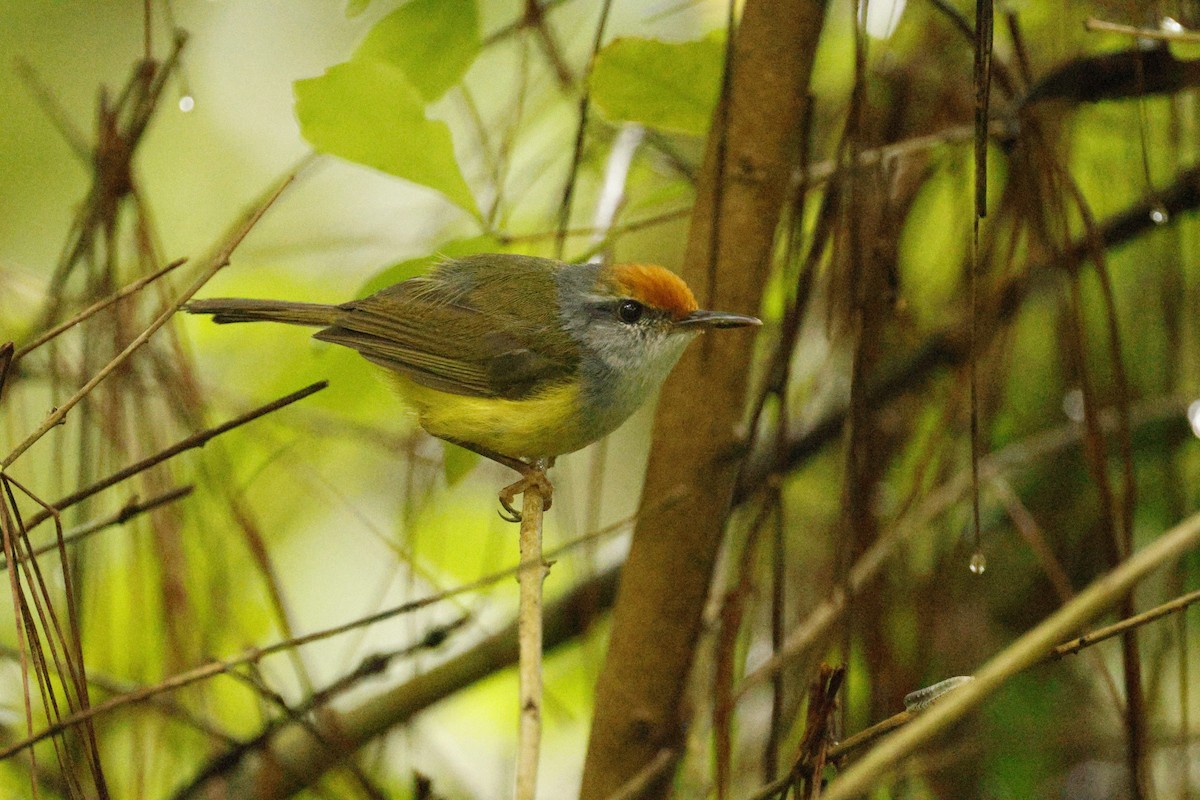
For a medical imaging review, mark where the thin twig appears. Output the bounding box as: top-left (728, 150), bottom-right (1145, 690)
top-left (826, 709), bottom-right (916, 763)
top-left (747, 666), bottom-right (849, 800)
top-left (602, 749), bottom-right (677, 800)
top-left (1085, 17), bottom-right (1200, 44)
top-left (0, 654), bottom-right (247, 762)
top-left (0, 342), bottom-right (13, 402)
top-left (803, 587), bottom-right (1200, 770)
top-left (2, 172), bottom-right (294, 469)
top-left (2, 474), bottom-right (108, 795)
top-left (0, 486), bottom-right (193, 571)
top-left (12, 258), bottom-right (186, 363)
top-left (738, 150), bottom-right (1200, 501)
top-left (738, 396), bottom-right (1191, 695)
top-left (13, 58), bottom-right (90, 160)
top-left (0, 492), bottom-right (671, 768)
top-left (553, 0), bottom-right (614, 258)
top-left (515, 463), bottom-right (550, 800)
top-left (503, 207), bottom-right (690, 247)
top-left (481, 0), bottom-right (571, 47)
top-left (967, 0), bottom-right (993, 566)
top-left (1046, 588), bottom-right (1200, 662)
top-left (822, 510), bottom-right (1200, 800)
top-left (20, 382), bottom-right (326, 532)
top-left (523, 0), bottom-right (573, 89)
top-left (176, 564), bottom-right (624, 798)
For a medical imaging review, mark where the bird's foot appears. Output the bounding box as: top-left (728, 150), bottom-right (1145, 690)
top-left (437, 438), bottom-right (555, 523)
top-left (497, 459), bottom-right (555, 523)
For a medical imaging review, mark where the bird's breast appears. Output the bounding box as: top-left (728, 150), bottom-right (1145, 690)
top-left (397, 376), bottom-right (595, 459)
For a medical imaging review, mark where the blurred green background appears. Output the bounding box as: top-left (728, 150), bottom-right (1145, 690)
top-left (2, 1), bottom-right (1200, 798)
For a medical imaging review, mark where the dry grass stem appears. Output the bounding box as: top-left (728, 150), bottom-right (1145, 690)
top-left (2, 172), bottom-right (294, 469)
top-left (20, 381), bottom-right (326, 532)
top-left (1085, 17), bottom-right (1200, 43)
top-left (0, 486), bottom-right (193, 571)
top-left (822, 509), bottom-right (1200, 800)
top-left (12, 257), bottom-right (186, 363)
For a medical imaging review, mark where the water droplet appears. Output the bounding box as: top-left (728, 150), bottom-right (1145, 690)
top-left (1162, 16), bottom-right (1185, 33)
top-left (1062, 388), bottom-right (1085, 422)
top-left (179, 95), bottom-right (195, 113)
top-left (1188, 400), bottom-right (1200, 439)
top-left (1150, 204), bottom-right (1169, 225)
top-left (969, 551), bottom-right (987, 575)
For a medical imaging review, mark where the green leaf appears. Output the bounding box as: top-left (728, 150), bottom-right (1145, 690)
top-left (590, 34), bottom-right (724, 136)
top-left (357, 234), bottom-right (504, 296)
top-left (295, 60), bottom-right (478, 214)
top-left (442, 441), bottom-right (480, 486)
top-left (897, 153), bottom-right (969, 328)
top-left (356, 0), bottom-right (480, 102)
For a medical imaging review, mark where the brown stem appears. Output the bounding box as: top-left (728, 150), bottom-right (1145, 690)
top-left (12, 258), bottom-right (186, 363)
top-left (578, 1), bottom-right (829, 797)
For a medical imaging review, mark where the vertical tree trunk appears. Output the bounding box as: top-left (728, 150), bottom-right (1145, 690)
top-left (579, 1), bottom-right (829, 797)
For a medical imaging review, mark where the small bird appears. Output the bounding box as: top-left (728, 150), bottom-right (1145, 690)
top-left (187, 253), bottom-right (759, 519)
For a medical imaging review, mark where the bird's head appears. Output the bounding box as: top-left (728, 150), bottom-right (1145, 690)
top-left (556, 262), bottom-right (761, 393)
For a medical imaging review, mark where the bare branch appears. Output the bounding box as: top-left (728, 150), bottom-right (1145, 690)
top-left (822, 510), bottom-right (1200, 800)
top-left (0, 486), bottom-right (193, 571)
top-left (12, 258), bottom-right (186, 363)
top-left (2, 171), bottom-right (295, 469)
top-left (20, 382), bottom-right (326, 532)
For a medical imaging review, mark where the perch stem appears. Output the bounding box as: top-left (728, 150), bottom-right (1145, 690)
top-left (515, 459), bottom-right (550, 800)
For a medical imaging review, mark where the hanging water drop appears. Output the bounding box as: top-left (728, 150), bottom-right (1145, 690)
top-left (1062, 388), bottom-right (1085, 422)
top-left (179, 95), bottom-right (195, 113)
top-left (1150, 204), bottom-right (1168, 225)
top-left (969, 551), bottom-right (987, 574)
top-left (1188, 400), bottom-right (1200, 439)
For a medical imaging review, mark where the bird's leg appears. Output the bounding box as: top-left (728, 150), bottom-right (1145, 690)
top-left (441, 438), bottom-right (554, 522)
top-left (497, 457), bottom-right (555, 523)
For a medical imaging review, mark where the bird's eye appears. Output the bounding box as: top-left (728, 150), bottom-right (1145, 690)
top-left (616, 299), bottom-right (644, 324)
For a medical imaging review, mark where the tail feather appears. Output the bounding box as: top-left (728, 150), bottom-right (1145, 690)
top-left (185, 298), bottom-right (340, 327)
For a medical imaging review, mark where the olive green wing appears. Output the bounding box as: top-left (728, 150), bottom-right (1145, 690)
top-left (314, 256), bottom-right (581, 399)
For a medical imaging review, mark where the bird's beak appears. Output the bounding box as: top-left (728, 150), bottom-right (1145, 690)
top-left (674, 309), bottom-right (762, 330)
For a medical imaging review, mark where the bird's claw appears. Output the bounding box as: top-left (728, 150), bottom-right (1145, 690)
top-left (497, 470), bottom-right (554, 523)
top-left (498, 496), bottom-right (523, 523)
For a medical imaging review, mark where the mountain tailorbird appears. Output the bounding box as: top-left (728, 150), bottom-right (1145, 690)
top-left (186, 253), bottom-right (760, 518)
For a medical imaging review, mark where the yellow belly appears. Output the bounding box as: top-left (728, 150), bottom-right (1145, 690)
top-left (397, 377), bottom-right (589, 459)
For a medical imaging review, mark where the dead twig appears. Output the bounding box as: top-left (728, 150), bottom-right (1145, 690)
top-left (822, 510), bottom-right (1200, 800)
top-left (747, 665), bottom-right (845, 800)
top-left (19, 382), bottom-right (325, 532)
top-left (12, 258), bottom-right (186, 363)
top-left (800, 587), bottom-right (1200, 769)
top-left (2, 171), bottom-right (294, 470)
top-left (0, 486), bottom-right (193, 571)
top-left (1047, 588), bottom-right (1200, 662)
top-left (1085, 17), bottom-right (1200, 44)
top-left (0, 342), bottom-right (13, 402)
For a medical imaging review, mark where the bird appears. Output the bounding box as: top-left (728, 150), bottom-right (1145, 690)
top-left (186, 253), bottom-right (760, 520)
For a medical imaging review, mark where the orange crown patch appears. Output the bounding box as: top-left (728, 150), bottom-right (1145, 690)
top-left (605, 263), bottom-right (698, 320)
